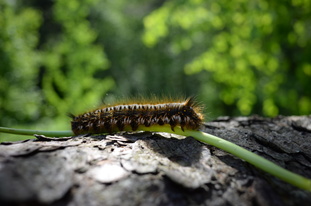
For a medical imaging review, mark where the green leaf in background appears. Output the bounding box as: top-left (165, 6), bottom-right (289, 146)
top-left (1, 0), bottom-right (311, 141)
top-left (143, 0), bottom-right (311, 117)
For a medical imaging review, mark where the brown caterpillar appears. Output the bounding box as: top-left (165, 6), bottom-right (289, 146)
top-left (70, 97), bottom-right (204, 135)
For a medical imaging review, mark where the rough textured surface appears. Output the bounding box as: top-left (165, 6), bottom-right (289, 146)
top-left (0, 116), bottom-right (310, 206)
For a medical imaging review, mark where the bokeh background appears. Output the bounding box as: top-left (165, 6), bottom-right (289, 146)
top-left (1, 0), bottom-right (310, 141)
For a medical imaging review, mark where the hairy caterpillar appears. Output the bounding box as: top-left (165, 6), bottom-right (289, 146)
top-left (70, 97), bottom-right (204, 135)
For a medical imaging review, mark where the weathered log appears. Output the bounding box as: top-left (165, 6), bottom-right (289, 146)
top-left (0, 116), bottom-right (310, 206)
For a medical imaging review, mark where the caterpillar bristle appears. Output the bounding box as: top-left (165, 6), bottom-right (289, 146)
top-left (67, 113), bottom-right (76, 119)
top-left (70, 97), bottom-right (204, 135)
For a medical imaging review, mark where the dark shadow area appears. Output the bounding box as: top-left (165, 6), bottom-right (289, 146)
top-left (162, 176), bottom-right (211, 206)
top-left (140, 134), bottom-right (204, 167)
top-left (79, 131), bottom-right (204, 167)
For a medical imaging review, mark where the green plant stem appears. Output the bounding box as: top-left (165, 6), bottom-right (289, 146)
top-left (0, 127), bottom-right (73, 137)
top-left (138, 125), bottom-right (311, 192)
top-left (0, 125), bottom-right (311, 191)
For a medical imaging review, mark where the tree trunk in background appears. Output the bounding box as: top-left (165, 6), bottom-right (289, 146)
top-left (0, 116), bottom-right (310, 206)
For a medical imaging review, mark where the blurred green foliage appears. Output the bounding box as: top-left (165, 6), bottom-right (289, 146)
top-left (0, 0), bottom-right (310, 141)
top-left (0, 2), bottom-right (42, 125)
top-left (0, 0), bottom-right (114, 135)
top-left (143, 0), bottom-right (311, 117)
top-left (42, 0), bottom-right (113, 120)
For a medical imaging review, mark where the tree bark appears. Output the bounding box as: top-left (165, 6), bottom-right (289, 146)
top-left (0, 116), bottom-right (310, 206)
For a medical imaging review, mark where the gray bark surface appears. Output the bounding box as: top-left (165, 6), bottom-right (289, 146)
top-left (0, 116), bottom-right (310, 206)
